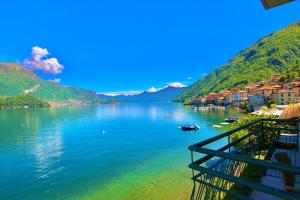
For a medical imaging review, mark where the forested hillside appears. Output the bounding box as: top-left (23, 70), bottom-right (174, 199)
top-left (0, 62), bottom-right (98, 102)
top-left (177, 21), bottom-right (300, 101)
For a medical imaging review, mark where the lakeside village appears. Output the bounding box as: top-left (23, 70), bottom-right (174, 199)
top-left (186, 74), bottom-right (300, 116)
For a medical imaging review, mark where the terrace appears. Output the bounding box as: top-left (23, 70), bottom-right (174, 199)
top-left (188, 118), bottom-right (300, 200)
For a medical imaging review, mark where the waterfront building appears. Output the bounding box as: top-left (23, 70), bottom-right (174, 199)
top-left (248, 95), bottom-right (266, 112)
top-left (272, 89), bottom-right (297, 105)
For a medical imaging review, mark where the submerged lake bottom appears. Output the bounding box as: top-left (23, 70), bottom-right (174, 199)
top-left (0, 103), bottom-right (240, 200)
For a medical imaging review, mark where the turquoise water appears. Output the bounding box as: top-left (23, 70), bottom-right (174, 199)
top-left (0, 103), bottom-right (240, 200)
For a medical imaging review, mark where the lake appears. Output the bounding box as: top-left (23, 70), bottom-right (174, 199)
top-left (0, 103), bottom-right (240, 200)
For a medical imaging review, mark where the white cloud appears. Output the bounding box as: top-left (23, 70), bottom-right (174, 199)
top-left (167, 82), bottom-right (187, 88)
top-left (147, 87), bottom-right (157, 93)
top-left (24, 46), bottom-right (64, 75)
top-left (49, 78), bottom-right (61, 83)
top-left (187, 77), bottom-right (192, 80)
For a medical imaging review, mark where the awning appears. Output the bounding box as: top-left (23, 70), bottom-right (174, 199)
top-left (260, 0), bottom-right (295, 9)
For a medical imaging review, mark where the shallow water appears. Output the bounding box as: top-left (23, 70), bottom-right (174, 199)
top-left (0, 103), bottom-right (240, 200)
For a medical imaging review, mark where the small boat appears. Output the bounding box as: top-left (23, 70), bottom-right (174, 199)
top-left (181, 124), bottom-right (200, 131)
top-left (213, 125), bottom-right (223, 128)
top-left (224, 118), bottom-right (236, 123)
top-left (220, 122), bottom-right (229, 125)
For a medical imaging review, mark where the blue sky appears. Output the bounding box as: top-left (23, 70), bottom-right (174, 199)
top-left (0, 0), bottom-right (299, 93)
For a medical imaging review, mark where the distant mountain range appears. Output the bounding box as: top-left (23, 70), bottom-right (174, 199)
top-left (0, 62), bottom-right (187, 105)
top-left (0, 62), bottom-right (99, 102)
top-left (98, 85), bottom-right (186, 102)
top-left (177, 21), bottom-right (300, 101)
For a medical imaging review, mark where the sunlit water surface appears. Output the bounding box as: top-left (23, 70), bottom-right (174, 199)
top-left (0, 103), bottom-right (240, 200)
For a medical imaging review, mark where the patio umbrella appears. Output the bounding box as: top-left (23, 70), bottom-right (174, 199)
top-left (280, 103), bottom-right (300, 119)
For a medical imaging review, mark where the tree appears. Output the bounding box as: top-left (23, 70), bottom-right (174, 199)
top-left (268, 99), bottom-right (276, 105)
top-left (183, 98), bottom-right (192, 105)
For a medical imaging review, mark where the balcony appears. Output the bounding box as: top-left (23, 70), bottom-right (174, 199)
top-left (188, 118), bottom-right (300, 200)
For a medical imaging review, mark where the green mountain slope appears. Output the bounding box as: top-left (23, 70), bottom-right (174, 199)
top-left (177, 21), bottom-right (300, 101)
top-left (0, 62), bottom-right (98, 102)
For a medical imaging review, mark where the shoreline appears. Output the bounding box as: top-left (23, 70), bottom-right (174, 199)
top-left (77, 153), bottom-right (193, 200)
top-left (0, 100), bottom-right (99, 109)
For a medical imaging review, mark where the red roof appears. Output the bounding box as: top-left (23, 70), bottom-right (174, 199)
top-left (207, 93), bottom-right (218, 100)
top-left (255, 86), bottom-right (278, 91)
top-left (277, 89), bottom-right (295, 94)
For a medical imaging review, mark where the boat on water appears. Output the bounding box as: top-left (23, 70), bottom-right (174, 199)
top-left (224, 118), bottom-right (237, 123)
top-left (181, 124), bottom-right (200, 131)
top-left (220, 122), bottom-right (230, 125)
top-left (213, 125), bottom-right (223, 128)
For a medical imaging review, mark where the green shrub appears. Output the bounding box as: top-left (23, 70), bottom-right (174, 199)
top-left (270, 104), bottom-right (277, 109)
top-left (261, 106), bottom-right (269, 111)
top-left (183, 98), bottom-right (192, 105)
top-left (268, 99), bottom-right (276, 105)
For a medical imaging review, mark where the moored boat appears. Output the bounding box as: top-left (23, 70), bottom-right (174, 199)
top-left (224, 118), bottom-right (237, 123)
top-left (213, 124), bottom-right (223, 128)
top-left (181, 124), bottom-right (200, 131)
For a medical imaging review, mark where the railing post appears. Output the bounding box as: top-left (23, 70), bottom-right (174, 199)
top-left (228, 135), bottom-right (231, 153)
top-left (190, 150), bottom-right (196, 200)
top-left (260, 119), bottom-right (264, 155)
top-left (260, 119), bottom-right (264, 142)
top-left (298, 121), bottom-right (300, 152)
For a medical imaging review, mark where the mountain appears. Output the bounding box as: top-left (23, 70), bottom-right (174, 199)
top-left (176, 21), bottom-right (300, 101)
top-left (97, 93), bottom-right (130, 101)
top-left (98, 86), bottom-right (186, 102)
top-left (0, 62), bottom-right (99, 102)
top-left (128, 86), bottom-right (186, 102)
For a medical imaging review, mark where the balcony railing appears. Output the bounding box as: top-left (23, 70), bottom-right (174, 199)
top-left (188, 118), bottom-right (300, 200)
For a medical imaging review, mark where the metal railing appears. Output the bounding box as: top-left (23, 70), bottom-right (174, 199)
top-left (189, 118), bottom-right (300, 200)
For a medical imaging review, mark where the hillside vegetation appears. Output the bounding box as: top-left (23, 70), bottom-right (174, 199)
top-left (0, 63), bottom-right (99, 102)
top-left (177, 21), bottom-right (300, 101)
top-left (0, 95), bottom-right (50, 108)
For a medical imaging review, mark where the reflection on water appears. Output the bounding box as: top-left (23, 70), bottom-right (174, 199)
top-left (0, 106), bottom-right (97, 145)
top-left (0, 103), bottom-right (239, 200)
top-left (34, 124), bottom-right (63, 180)
top-left (149, 105), bottom-right (158, 119)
